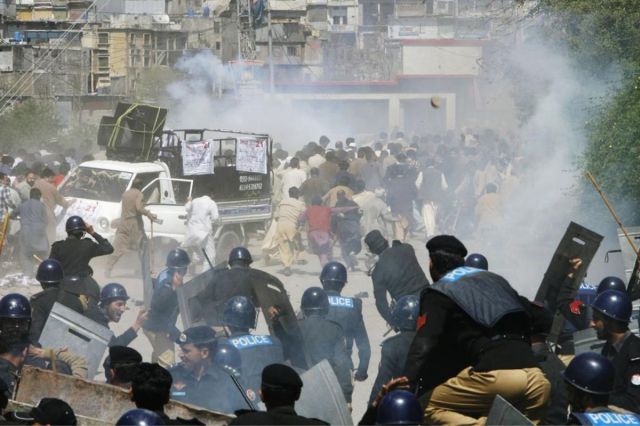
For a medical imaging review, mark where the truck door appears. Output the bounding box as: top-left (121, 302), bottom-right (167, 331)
top-left (141, 177), bottom-right (193, 241)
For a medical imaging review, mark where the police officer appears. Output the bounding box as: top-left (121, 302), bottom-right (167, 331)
top-left (368, 295), bottom-right (418, 405)
top-left (375, 390), bottom-right (423, 426)
top-left (230, 363), bottom-right (329, 425)
top-left (214, 341), bottom-right (242, 378)
top-left (199, 247), bottom-right (307, 369)
top-left (29, 259), bottom-right (84, 343)
top-left (49, 216), bottom-right (113, 299)
top-left (0, 294), bottom-right (31, 343)
top-left (222, 296), bottom-right (285, 403)
top-left (297, 287), bottom-right (353, 404)
top-left (363, 230), bottom-right (429, 324)
top-left (563, 352), bottom-right (640, 425)
top-left (116, 409), bottom-right (164, 426)
top-left (320, 261), bottom-right (370, 383)
top-left (403, 235), bottom-right (550, 424)
top-left (143, 248), bottom-right (190, 366)
top-left (92, 283), bottom-right (147, 347)
top-left (168, 326), bottom-right (249, 414)
top-left (464, 253), bottom-right (488, 270)
top-left (590, 289), bottom-right (640, 411)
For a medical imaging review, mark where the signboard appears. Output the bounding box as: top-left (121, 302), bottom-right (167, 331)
top-left (182, 140), bottom-right (215, 176)
top-left (236, 137), bottom-right (267, 174)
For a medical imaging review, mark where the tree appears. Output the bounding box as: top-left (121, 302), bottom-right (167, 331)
top-left (0, 99), bottom-right (62, 153)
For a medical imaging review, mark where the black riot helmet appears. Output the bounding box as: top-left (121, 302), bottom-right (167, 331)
top-left (562, 352), bottom-right (615, 395)
top-left (592, 290), bottom-right (632, 323)
top-left (320, 261), bottom-right (347, 292)
top-left (596, 276), bottom-right (626, 294)
top-left (376, 390), bottom-right (423, 425)
top-left (390, 295), bottom-right (419, 331)
top-left (166, 249), bottom-right (190, 270)
top-left (100, 283), bottom-right (129, 306)
top-left (0, 294), bottom-right (31, 319)
top-left (116, 409), bottom-right (164, 426)
top-left (36, 259), bottom-right (64, 285)
top-left (464, 253), bottom-right (488, 270)
top-left (65, 215), bottom-right (86, 235)
top-left (228, 246), bottom-right (253, 266)
top-left (222, 296), bottom-right (257, 330)
top-left (301, 287), bottom-right (329, 317)
top-left (213, 342), bottom-right (242, 377)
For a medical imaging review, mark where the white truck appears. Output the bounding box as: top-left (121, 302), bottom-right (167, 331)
top-left (57, 130), bottom-right (273, 264)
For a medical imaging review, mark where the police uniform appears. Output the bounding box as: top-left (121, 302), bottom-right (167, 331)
top-left (368, 331), bottom-right (415, 405)
top-left (325, 290), bottom-right (370, 379)
top-left (143, 268), bottom-right (181, 365)
top-left (225, 332), bottom-right (285, 403)
top-left (569, 410), bottom-right (640, 425)
top-left (367, 238), bottom-right (429, 324)
top-left (403, 266), bottom-right (550, 424)
top-left (0, 357), bottom-right (18, 397)
top-left (29, 287), bottom-right (84, 343)
top-left (298, 314), bottom-right (353, 403)
top-left (49, 232), bottom-right (113, 277)
top-left (92, 307), bottom-right (139, 348)
top-left (602, 331), bottom-right (640, 412)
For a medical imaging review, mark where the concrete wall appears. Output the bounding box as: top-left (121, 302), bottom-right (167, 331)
top-left (402, 44), bottom-right (482, 75)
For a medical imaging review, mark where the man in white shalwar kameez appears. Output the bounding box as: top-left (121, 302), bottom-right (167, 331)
top-left (181, 194), bottom-right (219, 273)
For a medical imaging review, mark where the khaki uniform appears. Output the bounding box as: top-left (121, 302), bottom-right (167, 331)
top-left (34, 178), bottom-right (71, 242)
top-left (424, 367), bottom-right (550, 425)
top-left (105, 188), bottom-right (153, 274)
top-left (275, 198), bottom-right (306, 268)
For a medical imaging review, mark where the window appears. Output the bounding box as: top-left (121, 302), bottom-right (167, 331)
top-left (98, 32), bottom-right (108, 46)
top-left (143, 33), bottom-right (151, 46)
top-left (286, 46), bottom-right (297, 56)
top-left (215, 41), bottom-right (221, 50)
top-left (97, 55), bottom-right (109, 70)
top-left (129, 33), bottom-right (135, 44)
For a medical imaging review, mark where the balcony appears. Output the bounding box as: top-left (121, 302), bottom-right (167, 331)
top-left (328, 23), bottom-right (356, 33)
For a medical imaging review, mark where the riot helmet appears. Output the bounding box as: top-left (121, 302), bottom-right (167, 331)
top-left (36, 259), bottom-right (64, 285)
top-left (116, 409), bottom-right (164, 426)
top-left (301, 287), bottom-right (329, 317)
top-left (100, 283), bottom-right (129, 305)
top-left (222, 296), bottom-right (257, 330)
top-left (228, 246), bottom-right (253, 266)
top-left (65, 215), bottom-right (86, 234)
top-left (592, 290), bottom-right (632, 323)
top-left (213, 342), bottom-right (242, 377)
top-left (464, 253), bottom-right (488, 271)
top-left (596, 276), bottom-right (626, 295)
top-left (376, 390), bottom-right (423, 425)
top-left (320, 261), bottom-right (347, 291)
top-left (166, 249), bottom-right (190, 270)
top-left (390, 295), bottom-right (419, 331)
top-left (0, 294), bottom-right (31, 319)
top-left (562, 352), bottom-right (614, 395)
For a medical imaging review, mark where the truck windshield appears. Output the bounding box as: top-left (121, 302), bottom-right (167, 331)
top-left (59, 167), bottom-right (133, 202)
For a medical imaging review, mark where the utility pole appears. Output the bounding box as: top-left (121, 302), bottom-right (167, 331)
top-left (267, 2), bottom-right (274, 93)
top-left (236, 0), bottom-right (242, 61)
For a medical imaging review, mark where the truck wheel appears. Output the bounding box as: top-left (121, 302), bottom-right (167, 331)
top-left (216, 229), bottom-right (242, 264)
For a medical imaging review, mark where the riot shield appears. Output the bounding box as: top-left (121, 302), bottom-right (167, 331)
top-left (617, 226), bottom-right (640, 282)
top-left (15, 366), bottom-right (232, 424)
top-left (297, 360), bottom-right (352, 426)
top-left (534, 222), bottom-right (603, 345)
top-left (486, 395), bottom-right (533, 425)
top-left (38, 302), bottom-right (113, 379)
top-left (177, 268), bottom-right (217, 329)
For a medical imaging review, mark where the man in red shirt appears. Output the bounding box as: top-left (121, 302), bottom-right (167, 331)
top-left (301, 196), bottom-right (333, 266)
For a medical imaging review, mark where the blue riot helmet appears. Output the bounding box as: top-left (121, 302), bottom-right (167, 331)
top-left (222, 296), bottom-right (257, 330)
top-left (596, 276), bottom-right (626, 295)
top-left (36, 259), bottom-right (64, 285)
top-left (100, 283), bottom-right (129, 306)
top-left (562, 352), bottom-right (615, 395)
top-left (116, 409), bottom-right (165, 426)
top-left (320, 261), bottom-right (347, 291)
top-left (390, 295), bottom-right (419, 331)
top-left (228, 246), bottom-right (253, 265)
top-left (0, 294), bottom-right (31, 319)
top-left (213, 342), bottom-right (242, 377)
top-left (301, 287), bottom-right (330, 317)
top-left (464, 253), bottom-right (488, 271)
top-left (592, 290), bottom-right (632, 323)
top-left (65, 215), bottom-right (86, 234)
top-left (166, 248), bottom-right (190, 270)
top-left (376, 390), bottom-right (423, 425)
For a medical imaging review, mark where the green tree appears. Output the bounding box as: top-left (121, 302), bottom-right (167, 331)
top-left (0, 99), bottom-right (62, 153)
top-left (536, 0), bottom-right (640, 223)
